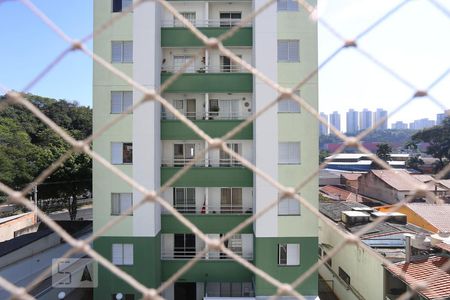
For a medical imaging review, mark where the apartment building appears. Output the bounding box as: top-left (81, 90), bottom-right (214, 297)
top-left (93, 0), bottom-right (318, 299)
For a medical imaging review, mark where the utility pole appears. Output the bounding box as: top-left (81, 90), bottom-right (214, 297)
top-left (33, 185), bottom-right (38, 223)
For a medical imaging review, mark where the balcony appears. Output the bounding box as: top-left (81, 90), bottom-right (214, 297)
top-left (161, 187), bottom-right (253, 215)
top-left (161, 233), bottom-right (254, 260)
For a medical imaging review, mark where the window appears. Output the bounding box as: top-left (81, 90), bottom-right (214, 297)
top-left (112, 0), bottom-right (133, 12)
top-left (173, 143), bottom-right (195, 166)
top-left (111, 193), bottom-right (133, 216)
top-left (338, 267), bottom-right (350, 285)
top-left (278, 244), bottom-right (300, 266)
top-left (206, 282), bottom-right (254, 297)
top-left (222, 100), bottom-right (240, 119)
top-left (112, 243), bottom-right (133, 265)
top-left (278, 197), bottom-right (300, 215)
top-left (278, 142), bottom-right (300, 164)
top-left (174, 234), bottom-right (196, 258)
top-left (221, 188), bottom-right (243, 213)
top-left (174, 12), bottom-right (196, 27)
top-left (220, 55), bottom-right (241, 72)
top-left (173, 188), bottom-right (195, 213)
top-left (323, 251), bottom-right (332, 267)
top-left (111, 91), bottom-right (133, 113)
top-left (278, 40), bottom-right (299, 62)
top-left (111, 142), bottom-right (133, 164)
top-left (219, 12), bottom-right (242, 27)
top-left (278, 90), bottom-right (301, 113)
top-left (277, 0), bottom-right (298, 11)
top-left (220, 143), bottom-right (242, 166)
top-left (173, 55), bottom-right (195, 73)
top-left (112, 41), bottom-right (133, 63)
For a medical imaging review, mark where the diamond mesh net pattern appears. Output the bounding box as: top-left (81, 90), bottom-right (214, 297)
top-left (0, 0), bottom-right (449, 299)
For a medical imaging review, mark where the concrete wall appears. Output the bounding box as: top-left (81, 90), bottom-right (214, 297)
top-left (358, 173), bottom-right (404, 204)
top-left (318, 219), bottom-right (385, 300)
top-left (0, 213), bottom-right (36, 242)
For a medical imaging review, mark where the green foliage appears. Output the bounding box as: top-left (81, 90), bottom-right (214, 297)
top-left (319, 150), bottom-right (330, 164)
top-left (0, 93), bottom-right (92, 219)
top-left (376, 143), bottom-right (392, 162)
top-left (411, 117), bottom-right (450, 175)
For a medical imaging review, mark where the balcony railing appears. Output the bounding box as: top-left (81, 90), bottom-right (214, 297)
top-left (161, 111), bottom-right (251, 120)
top-left (162, 203), bottom-right (253, 215)
top-left (161, 19), bottom-right (251, 28)
top-left (161, 64), bottom-right (246, 73)
top-left (161, 248), bottom-right (253, 260)
top-left (162, 158), bottom-right (243, 167)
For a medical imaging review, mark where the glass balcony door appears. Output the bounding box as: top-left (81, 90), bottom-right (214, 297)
top-left (174, 188), bottom-right (196, 214)
top-left (174, 234), bottom-right (196, 258)
top-left (173, 55), bottom-right (195, 73)
top-left (219, 12), bottom-right (242, 27)
top-left (174, 143), bottom-right (195, 166)
top-left (173, 12), bottom-right (196, 27)
top-left (219, 143), bottom-right (241, 166)
top-left (220, 188), bottom-right (242, 213)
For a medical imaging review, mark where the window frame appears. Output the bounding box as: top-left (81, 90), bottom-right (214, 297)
top-left (112, 0), bottom-right (133, 13)
top-left (338, 267), bottom-right (351, 286)
top-left (278, 90), bottom-right (301, 113)
top-left (112, 243), bottom-right (134, 266)
top-left (111, 193), bottom-right (133, 216)
top-left (111, 142), bottom-right (133, 165)
top-left (277, 0), bottom-right (299, 11)
top-left (111, 91), bottom-right (133, 114)
top-left (111, 41), bottom-right (133, 63)
top-left (277, 40), bottom-right (300, 62)
top-left (278, 243), bottom-right (300, 266)
top-left (278, 142), bottom-right (301, 165)
top-left (278, 196), bottom-right (301, 216)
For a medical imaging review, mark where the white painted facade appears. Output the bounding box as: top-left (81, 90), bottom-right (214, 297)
top-left (253, 0), bottom-right (278, 237)
top-left (133, 1), bottom-right (162, 236)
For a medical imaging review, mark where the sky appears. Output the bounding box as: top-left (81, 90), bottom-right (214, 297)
top-left (0, 0), bottom-right (449, 127)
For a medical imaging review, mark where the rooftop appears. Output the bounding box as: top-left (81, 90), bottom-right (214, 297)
top-left (320, 185), bottom-right (358, 201)
top-left (386, 256), bottom-right (450, 300)
top-left (405, 203), bottom-right (450, 233)
top-left (369, 170), bottom-right (445, 192)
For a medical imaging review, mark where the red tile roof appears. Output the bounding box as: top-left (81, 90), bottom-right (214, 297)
top-left (406, 203), bottom-right (450, 233)
top-left (319, 185), bottom-right (357, 201)
top-left (387, 256), bottom-right (450, 299)
top-left (435, 242), bottom-right (450, 253)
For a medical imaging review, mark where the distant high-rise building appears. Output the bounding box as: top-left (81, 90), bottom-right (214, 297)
top-left (319, 112), bottom-right (329, 135)
top-left (436, 109), bottom-right (450, 125)
top-left (359, 108), bottom-right (373, 130)
top-left (374, 108), bottom-right (388, 130)
top-left (391, 121), bottom-right (408, 130)
top-left (329, 111), bottom-right (341, 132)
top-left (346, 109), bottom-right (359, 133)
top-left (410, 118), bottom-right (435, 130)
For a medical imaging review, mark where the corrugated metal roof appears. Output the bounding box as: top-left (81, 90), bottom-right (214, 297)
top-left (387, 256), bottom-right (450, 299)
top-left (340, 173), bottom-right (362, 181)
top-left (406, 203), bottom-right (450, 233)
top-left (370, 170), bottom-right (444, 192)
top-left (413, 174), bottom-right (435, 183)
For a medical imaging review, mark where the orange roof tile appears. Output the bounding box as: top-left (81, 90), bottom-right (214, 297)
top-left (387, 256), bottom-right (450, 299)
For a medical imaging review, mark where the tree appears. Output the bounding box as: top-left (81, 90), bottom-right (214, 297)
top-left (406, 155), bottom-right (424, 170)
top-left (0, 93), bottom-right (92, 218)
top-left (376, 143), bottom-right (392, 162)
top-left (319, 150), bottom-right (330, 164)
top-left (411, 117), bottom-right (450, 175)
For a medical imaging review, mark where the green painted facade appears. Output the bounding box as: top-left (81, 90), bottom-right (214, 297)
top-left (161, 215), bottom-right (253, 233)
top-left (254, 237), bottom-right (319, 296)
top-left (161, 120), bottom-right (253, 140)
top-left (161, 260), bottom-right (253, 282)
top-left (94, 236), bottom-right (161, 298)
top-left (161, 167), bottom-right (253, 187)
top-left (161, 73), bottom-right (253, 93)
top-left (161, 27), bottom-right (252, 47)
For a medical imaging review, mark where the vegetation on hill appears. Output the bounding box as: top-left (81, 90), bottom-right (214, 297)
top-left (0, 93), bottom-right (92, 219)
